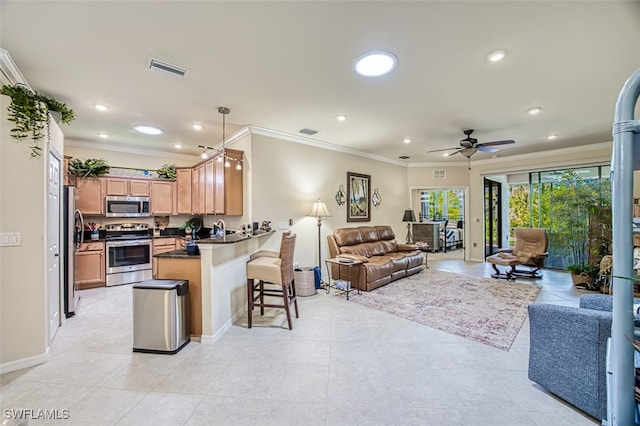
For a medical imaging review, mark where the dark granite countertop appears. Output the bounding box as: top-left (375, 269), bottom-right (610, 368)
top-left (197, 229), bottom-right (275, 245)
top-left (153, 249), bottom-right (200, 259)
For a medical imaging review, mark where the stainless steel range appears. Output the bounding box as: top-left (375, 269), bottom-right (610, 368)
top-left (105, 223), bottom-right (152, 286)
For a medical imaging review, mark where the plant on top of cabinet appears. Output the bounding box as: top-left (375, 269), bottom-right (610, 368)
top-left (0, 84), bottom-right (76, 157)
top-left (157, 164), bottom-right (177, 179)
top-left (68, 158), bottom-right (110, 178)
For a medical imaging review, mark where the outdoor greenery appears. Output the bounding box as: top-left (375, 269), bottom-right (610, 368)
top-left (0, 84), bottom-right (76, 157)
top-left (507, 168), bottom-right (611, 287)
top-left (419, 189), bottom-right (463, 221)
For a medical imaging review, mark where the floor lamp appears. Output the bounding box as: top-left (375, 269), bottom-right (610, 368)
top-left (308, 200), bottom-right (331, 282)
top-left (402, 209), bottom-right (416, 243)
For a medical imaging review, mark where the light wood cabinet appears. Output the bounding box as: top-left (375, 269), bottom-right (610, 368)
top-left (156, 256), bottom-right (202, 338)
top-left (106, 178), bottom-right (150, 196)
top-left (190, 149), bottom-right (243, 215)
top-left (75, 178), bottom-right (105, 215)
top-left (151, 181), bottom-right (174, 214)
top-left (75, 241), bottom-right (105, 289)
top-left (152, 237), bottom-right (177, 277)
top-left (176, 168), bottom-right (192, 214)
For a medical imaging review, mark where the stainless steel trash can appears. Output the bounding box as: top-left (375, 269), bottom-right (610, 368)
top-left (133, 279), bottom-right (189, 354)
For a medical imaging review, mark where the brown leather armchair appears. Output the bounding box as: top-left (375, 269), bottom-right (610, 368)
top-left (487, 228), bottom-right (548, 280)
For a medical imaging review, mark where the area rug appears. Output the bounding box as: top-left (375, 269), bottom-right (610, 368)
top-left (350, 270), bottom-right (541, 351)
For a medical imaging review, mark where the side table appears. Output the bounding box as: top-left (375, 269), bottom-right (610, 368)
top-left (415, 242), bottom-right (429, 269)
top-left (325, 258), bottom-right (362, 300)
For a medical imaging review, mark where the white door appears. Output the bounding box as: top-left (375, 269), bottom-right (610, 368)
top-left (48, 152), bottom-right (61, 341)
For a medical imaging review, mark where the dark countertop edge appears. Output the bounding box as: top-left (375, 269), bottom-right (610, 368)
top-left (154, 249), bottom-right (200, 259)
top-left (197, 230), bottom-right (276, 245)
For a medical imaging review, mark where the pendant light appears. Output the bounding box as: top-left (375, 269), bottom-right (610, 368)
top-left (218, 106), bottom-right (230, 168)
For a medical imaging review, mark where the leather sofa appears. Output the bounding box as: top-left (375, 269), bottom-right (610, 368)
top-left (326, 226), bottom-right (424, 291)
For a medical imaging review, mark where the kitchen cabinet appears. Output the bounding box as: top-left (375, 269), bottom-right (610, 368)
top-left (152, 237), bottom-right (177, 277)
top-left (190, 149), bottom-right (244, 215)
top-left (106, 178), bottom-right (150, 196)
top-left (75, 177), bottom-right (106, 215)
top-left (151, 180), bottom-right (173, 214)
top-left (156, 256), bottom-right (202, 338)
top-left (75, 241), bottom-right (105, 289)
top-left (176, 168), bottom-right (192, 214)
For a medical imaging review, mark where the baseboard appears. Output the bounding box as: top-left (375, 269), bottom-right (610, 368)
top-left (0, 346), bottom-right (51, 375)
top-left (200, 306), bottom-right (246, 344)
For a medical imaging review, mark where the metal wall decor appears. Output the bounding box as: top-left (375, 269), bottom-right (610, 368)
top-left (372, 188), bottom-right (382, 207)
top-left (335, 185), bottom-right (346, 205)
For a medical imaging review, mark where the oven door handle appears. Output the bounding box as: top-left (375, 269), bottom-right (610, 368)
top-left (106, 239), bottom-right (152, 247)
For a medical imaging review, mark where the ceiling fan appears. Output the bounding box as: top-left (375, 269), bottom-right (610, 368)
top-left (430, 129), bottom-right (515, 158)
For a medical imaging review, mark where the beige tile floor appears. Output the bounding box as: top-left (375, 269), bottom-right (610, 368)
top-left (1, 259), bottom-right (598, 425)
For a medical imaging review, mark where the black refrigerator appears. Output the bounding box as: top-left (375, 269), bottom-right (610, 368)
top-left (63, 186), bottom-right (83, 317)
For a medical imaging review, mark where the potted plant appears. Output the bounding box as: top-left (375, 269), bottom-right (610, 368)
top-left (0, 84), bottom-right (76, 157)
top-left (68, 158), bottom-right (110, 178)
top-left (567, 263), bottom-right (600, 289)
top-left (157, 164), bottom-right (177, 180)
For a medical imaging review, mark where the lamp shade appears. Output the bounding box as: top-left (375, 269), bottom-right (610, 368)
top-left (402, 209), bottom-right (416, 222)
top-left (308, 200), bottom-right (331, 218)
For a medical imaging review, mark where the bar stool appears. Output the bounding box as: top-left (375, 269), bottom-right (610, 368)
top-left (246, 233), bottom-right (299, 329)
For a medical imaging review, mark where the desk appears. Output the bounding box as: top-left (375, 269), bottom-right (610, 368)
top-left (325, 258), bottom-right (362, 300)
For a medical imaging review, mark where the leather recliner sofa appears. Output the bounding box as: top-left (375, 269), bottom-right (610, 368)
top-left (326, 225), bottom-right (424, 291)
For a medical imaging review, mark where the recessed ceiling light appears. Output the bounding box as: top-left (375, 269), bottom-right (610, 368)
top-left (192, 123), bottom-right (203, 131)
top-left (93, 103), bottom-right (109, 111)
top-left (337, 115), bottom-right (347, 122)
top-left (527, 107), bottom-right (542, 115)
top-left (443, 153), bottom-right (450, 157)
top-left (403, 138), bottom-right (411, 144)
top-left (97, 132), bottom-right (109, 138)
top-left (547, 134), bottom-right (558, 140)
top-left (486, 50), bottom-right (506, 62)
top-left (174, 143), bottom-right (183, 149)
top-left (354, 51), bottom-right (398, 77)
top-left (133, 124), bottom-right (164, 135)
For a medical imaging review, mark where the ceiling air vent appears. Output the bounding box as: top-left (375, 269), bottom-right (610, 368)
top-left (298, 128), bottom-right (318, 136)
top-left (148, 58), bottom-right (188, 78)
top-left (398, 156), bottom-right (410, 160)
top-left (433, 170), bottom-right (446, 179)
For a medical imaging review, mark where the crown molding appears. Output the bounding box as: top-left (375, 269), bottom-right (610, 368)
top-left (242, 125), bottom-right (409, 167)
top-left (65, 138), bottom-right (201, 161)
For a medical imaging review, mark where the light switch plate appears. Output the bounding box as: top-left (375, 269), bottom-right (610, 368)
top-left (0, 232), bottom-right (21, 247)
top-left (277, 221), bottom-right (289, 230)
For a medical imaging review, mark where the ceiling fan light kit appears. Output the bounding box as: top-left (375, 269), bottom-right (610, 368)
top-left (428, 129), bottom-right (515, 159)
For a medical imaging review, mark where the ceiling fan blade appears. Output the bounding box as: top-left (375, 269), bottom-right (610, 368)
top-left (478, 146), bottom-right (498, 153)
top-left (428, 146), bottom-right (460, 153)
top-left (477, 139), bottom-right (515, 147)
top-left (444, 149), bottom-right (464, 157)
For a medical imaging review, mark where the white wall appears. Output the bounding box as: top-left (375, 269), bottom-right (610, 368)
top-left (0, 96), bottom-right (49, 371)
top-left (249, 133), bottom-right (407, 270)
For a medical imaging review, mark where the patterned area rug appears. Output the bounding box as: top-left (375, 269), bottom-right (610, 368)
top-left (350, 270), bottom-right (541, 351)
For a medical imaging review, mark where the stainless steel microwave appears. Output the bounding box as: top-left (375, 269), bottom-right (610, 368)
top-left (105, 196), bottom-right (151, 217)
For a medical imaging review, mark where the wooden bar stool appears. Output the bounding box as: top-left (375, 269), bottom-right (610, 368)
top-left (246, 233), bottom-right (299, 329)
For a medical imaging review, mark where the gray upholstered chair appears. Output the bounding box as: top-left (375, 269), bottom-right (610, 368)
top-left (528, 294), bottom-right (619, 420)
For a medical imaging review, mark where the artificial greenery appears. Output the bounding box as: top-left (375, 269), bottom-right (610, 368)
top-left (35, 92), bottom-right (76, 125)
top-left (0, 84), bottom-right (76, 157)
top-left (157, 164), bottom-right (177, 180)
top-left (68, 158), bottom-right (110, 178)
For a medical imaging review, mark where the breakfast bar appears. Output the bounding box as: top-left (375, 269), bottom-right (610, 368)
top-left (154, 230), bottom-right (276, 343)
